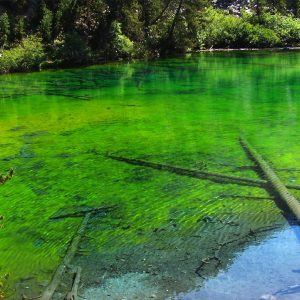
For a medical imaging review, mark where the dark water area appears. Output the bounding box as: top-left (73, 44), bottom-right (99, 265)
top-left (0, 51), bottom-right (300, 299)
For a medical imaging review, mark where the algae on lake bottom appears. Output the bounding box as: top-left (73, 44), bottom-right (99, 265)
top-left (0, 51), bottom-right (300, 299)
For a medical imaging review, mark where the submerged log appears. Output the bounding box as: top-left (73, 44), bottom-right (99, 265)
top-left (64, 266), bottom-right (81, 300)
top-left (240, 136), bottom-right (300, 221)
top-left (50, 205), bottom-right (117, 220)
top-left (41, 213), bottom-right (91, 300)
top-left (45, 92), bottom-right (90, 101)
top-left (219, 194), bottom-right (274, 200)
top-left (107, 155), bottom-right (300, 191)
top-left (0, 168), bottom-right (14, 185)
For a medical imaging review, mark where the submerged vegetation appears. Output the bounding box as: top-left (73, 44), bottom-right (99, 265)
top-left (0, 50), bottom-right (300, 298)
top-left (1, 0), bottom-right (300, 73)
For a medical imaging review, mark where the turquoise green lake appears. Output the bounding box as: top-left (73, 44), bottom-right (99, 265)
top-left (1, 51), bottom-right (300, 299)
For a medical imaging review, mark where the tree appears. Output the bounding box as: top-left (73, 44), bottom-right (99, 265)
top-left (295, 0), bottom-right (300, 17)
top-left (253, 0), bottom-right (267, 17)
top-left (267, 0), bottom-right (287, 13)
top-left (39, 2), bottom-right (53, 42)
top-left (12, 16), bottom-right (26, 42)
top-left (0, 13), bottom-right (10, 48)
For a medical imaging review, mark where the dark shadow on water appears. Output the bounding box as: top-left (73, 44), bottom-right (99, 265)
top-left (285, 213), bottom-right (300, 243)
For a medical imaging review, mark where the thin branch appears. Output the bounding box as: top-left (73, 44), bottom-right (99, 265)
top-left (150, 0), bottom-right (173, 25)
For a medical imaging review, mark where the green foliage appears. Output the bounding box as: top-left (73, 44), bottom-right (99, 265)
top-left (107, 21), bottom-right (134, 59)
top-left (197, 8), bottom-right (281, 48)
top-left (0, 36), bottom-right (45, 74)
top-left (246, 25), bottom-right (280, 47)
top-left (197, 8), bottom-right (245, 48)
top-left (0, 13), bottom-right (10, 48)
top-left (39, 3), bottom-right (53, 43)
top-left (260, 12), bottom-right (300, 45)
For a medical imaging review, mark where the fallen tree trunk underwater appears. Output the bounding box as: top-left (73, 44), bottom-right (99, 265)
top-left (107, 155), bottom-right (300, 191)
top-left (64, 266), bottom-right (81, 300)
top-left (49, 205), bottom-right (117, 220)
top-left (42, 203), bottom-right (117, 300)
top-left (41, 213), bottom-right (91, 300)
top-left (240, 136), bottom-right (300, 222)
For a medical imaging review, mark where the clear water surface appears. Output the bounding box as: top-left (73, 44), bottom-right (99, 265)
top-left (0, 51), bottom-right (300, 299)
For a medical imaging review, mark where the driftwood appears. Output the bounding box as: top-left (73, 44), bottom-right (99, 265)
top-left (107, 155), bottom-right (300, 191)
top-left (0, 168), bottom-right (14, 185)
top-left (0, 215), bottom-right (4, 229)
top-left (64, 266), bottom-right (81, 300)
top-left (41, 213), bottom-right (91, 300)
top-left (50, 205), bottom-right (117, 220)
top-left (240, 136), bottom-right (300, 221)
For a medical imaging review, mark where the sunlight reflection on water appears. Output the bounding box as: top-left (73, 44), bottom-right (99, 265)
top-left (175, 224), bottom-right (300, 300)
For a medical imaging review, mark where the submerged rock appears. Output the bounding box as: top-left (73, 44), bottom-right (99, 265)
top-left (19, 145), bottom-right (35, 159)
top-left (23, 131), bottom-right (49, 138)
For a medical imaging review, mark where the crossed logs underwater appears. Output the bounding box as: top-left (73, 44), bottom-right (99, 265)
top-left (108, 136), bottom-right (300, 222)
top-left (40, 136), bottom-right (300, 300)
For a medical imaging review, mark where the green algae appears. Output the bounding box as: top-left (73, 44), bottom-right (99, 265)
top-left (0, 51), bottom-right (300, 297)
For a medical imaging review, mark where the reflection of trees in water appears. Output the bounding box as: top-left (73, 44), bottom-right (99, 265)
top-left (1, 52), bottom-right (300, 103)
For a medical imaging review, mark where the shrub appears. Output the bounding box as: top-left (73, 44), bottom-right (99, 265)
top-left (197, 8), bottom-right (246, 48)
top-left (260, 12), bottom-right (300, 45)
top-left (247, 24), bottom-right (280, 47)
top-left (196, 8), bottom-right (280, 48)
top-left (0, 36), bottom-right (45, 74)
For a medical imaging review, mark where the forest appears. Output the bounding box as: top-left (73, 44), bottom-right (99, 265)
top-left (1, 0), bottom-right (300, 73)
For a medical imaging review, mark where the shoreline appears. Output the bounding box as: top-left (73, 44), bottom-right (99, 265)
top-left (196, 46), bottom-right (300, 52)
top-left (2, 46), bottom-right (300, 77)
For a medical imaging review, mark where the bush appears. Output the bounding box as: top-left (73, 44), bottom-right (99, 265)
top-left (197, 8), bottom-right (280, 48)
top-left (260, 12), bottom-right (300, 45)
top-left (107, 21), bottom-right (134, 59)
top-left (247, 24), bottom-right (280, 47)
top-left (0, 36), bottom-right (45, 74)
top-left (197, 8), bottom-right (246, 48)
